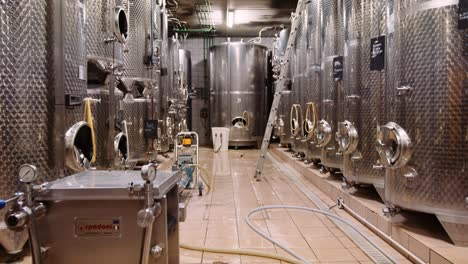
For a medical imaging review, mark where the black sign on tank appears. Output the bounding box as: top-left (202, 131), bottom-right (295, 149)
top-left (459, 0), bottom-right (468, 29)
top-left (370, 36), bottom-right (385, 71)
top-left (144, 120), bottom-right (158, 139)
top-left (333, 56), bottom-right (343, 81)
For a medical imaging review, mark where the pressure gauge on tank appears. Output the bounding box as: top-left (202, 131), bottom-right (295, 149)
top-left (18, 164), bottom-right (38, 183)
top-left (141, 163), bottom-right (157, 182)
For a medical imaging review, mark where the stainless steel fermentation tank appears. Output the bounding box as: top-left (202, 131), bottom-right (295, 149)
top-left (209, 42), bottom-right (268, 147)
top-left (304, 0), bottom-right (322, 164)
top-left (289, 8), bottom-right (309, 159)
top-left (380, 0), bottom-right (468, 246)
top-left (0, 0), bottom-right (89, 254)
top-left (86, 0), bottom-right (130, 168)
top-left (316, 0), bottom-right (345, 172)
top-left (179, 49), bottom-right (192, 94)
top-left (121, 94), bottom-right (153, 165)
top-left (118, 0), bottom-right (161, 163)
top-left (159, 36), bottom-right (183, 151)
top-left (337, 0), bottom-right (386, 195)
top-left (87, 0), bottom-right (162, 165)
top-left (174, 48), bottom-right (192, 133)
top-left (87, 88), bottom-right (128, 169)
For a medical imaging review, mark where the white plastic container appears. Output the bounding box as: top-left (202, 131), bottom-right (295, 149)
top-left (211, 127), bottom-right (230, 152)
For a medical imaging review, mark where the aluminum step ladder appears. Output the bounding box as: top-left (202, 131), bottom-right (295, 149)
top-left (255, 0), bottom-right (306, 180)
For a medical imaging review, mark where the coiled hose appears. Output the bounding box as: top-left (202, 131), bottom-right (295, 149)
top-left (245, 205), bottom-right (399, 264)
top-left (290, 104), bottom-right (301, 137)
top-left (242, 110), bottom-right (250, 128)
top-left (304, 102), bottom-right (318, 135)
top-left (83, 98), bottom-right (97, 163)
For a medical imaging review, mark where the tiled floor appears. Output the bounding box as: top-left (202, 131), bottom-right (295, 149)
top-left (179, 149), bottom-right (409, 264)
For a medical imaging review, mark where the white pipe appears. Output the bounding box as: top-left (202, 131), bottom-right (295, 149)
top-left (338, 199), bottom-right (425, 264)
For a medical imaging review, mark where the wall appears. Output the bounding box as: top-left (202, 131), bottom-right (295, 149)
top-left (182, 37), bottom-right (275, 146)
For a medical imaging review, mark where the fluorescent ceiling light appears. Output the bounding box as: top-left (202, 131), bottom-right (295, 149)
top-left (227, 10), bottom-right (235, 28)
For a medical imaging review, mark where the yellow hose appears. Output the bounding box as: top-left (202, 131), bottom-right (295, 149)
top-left (304, 102), bottom-right (317, 134)
top-left (242, 110), bottom-right (250, 128)
top-left (83, 98), bottom-right (97, 163)
top-left (179, 243), bottom-right (303, 264)
top-left (290, 104), bottom-right (301, 136)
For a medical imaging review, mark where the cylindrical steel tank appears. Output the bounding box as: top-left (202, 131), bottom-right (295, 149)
top-left (316, 0), bottom-right (345, 172)
top-left (289, 8), bottom-right (309, 159)
top-left (209, 42), bottom-right (268, 147)
top-left (86, 0), bottom-right (131, 168)
top-left (338, 0), bottom-right (386, 195)
top-left (117, 0), bottom-right (156, 92)
top-left (121, 94), bottom-right (154, 165)
top-left (177, 48), bottom-right (192, 132)
top-left (87, 88), bottom-right (128, 169)
top-left (179, 49), bottom-right (192, 93)
top-left (381, 0), bottom-right (468, 246)
top-left (0, 0), bottom-right (89, 254)
top-left (304, 0), bottom-right (322, 164)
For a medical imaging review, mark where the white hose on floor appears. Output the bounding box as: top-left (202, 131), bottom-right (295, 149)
top-left (246, 205), bottom-right (399, 264)
top-left (180, 243), bottom-right (302, 264)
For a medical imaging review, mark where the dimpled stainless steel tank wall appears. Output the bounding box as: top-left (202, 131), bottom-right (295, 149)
top-left (0, 0), bottom-right (88, 253)
top-left (289, 8), bottom-right (309, 159)
top-left (381, 0), bottom-right (468, 246)
top-left (304, 0), bottom-right (322, 165)
top-left (338, 0), bottom-right (386, 196)
top-left (317, 0), bottom-right (345, 173)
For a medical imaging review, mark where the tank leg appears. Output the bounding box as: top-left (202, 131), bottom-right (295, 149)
top-left (437, 215), bottom-right (468, 246)
top-left (373, 186), bottom-right (386, 203)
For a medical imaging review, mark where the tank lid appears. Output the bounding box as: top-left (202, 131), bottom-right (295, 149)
top-left (34, 170), bottom-right (179, 201)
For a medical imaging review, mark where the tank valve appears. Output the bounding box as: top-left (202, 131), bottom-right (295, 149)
top-left (396, 85), bottom-right (413, 96)
top-left (372, 164), bottom-right (385, 170)
top-left (6, 203), bottom-right (46, 231)
top-left (382, 206), bottom-right (400, 217)
top-left (137, 203), bottom-right (161, 228)
top-left (150, 244), bottom-right (165, 259)
top-left (0, 164), bottom-right (45, 264)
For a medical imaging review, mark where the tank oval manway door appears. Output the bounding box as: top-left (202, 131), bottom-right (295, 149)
top-left (376, 122), bottom-right (413, 168)
top-left (315, 120), bottom-right (332, 147)
top-left (114, 132), bottom-right (129, 168)
top-left (114, 6), bottom-right (129, 44)
top-left (65, 121), bottom-right (94, 171)
top-left (336, 121), bottom-right (359, 155)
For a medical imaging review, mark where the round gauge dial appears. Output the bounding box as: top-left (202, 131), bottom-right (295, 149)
top-left (141, 164), bottom-right (157, 182)
top-left (18, 164), bottom-right (38, 183)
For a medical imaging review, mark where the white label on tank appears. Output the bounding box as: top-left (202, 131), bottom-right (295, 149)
top-left (79, 65), bottom-right (86, 81)
top-left (74, 217), bottom-right (122, 237)
top-left (387, 13), bottom-right (395, 34)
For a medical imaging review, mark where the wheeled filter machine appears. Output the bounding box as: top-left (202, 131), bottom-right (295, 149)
top-left (0, 164), bottom-right (180, 264)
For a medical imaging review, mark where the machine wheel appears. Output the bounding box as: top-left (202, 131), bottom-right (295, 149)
top-left (198, 182), bottom-right (204, 196)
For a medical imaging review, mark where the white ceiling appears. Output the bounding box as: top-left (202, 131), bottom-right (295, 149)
top-left (171, 0), bottom-right (298, 37)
